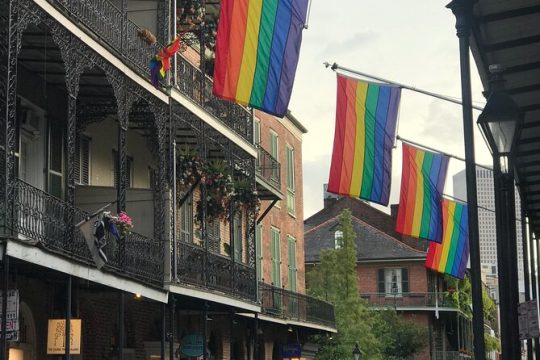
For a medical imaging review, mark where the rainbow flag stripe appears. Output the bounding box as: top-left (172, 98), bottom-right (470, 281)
top-left (425, 199), bottom-right (469, 279)
top-left (327, 75), bottom-right (401, 206)
top-left (212, 0), bottom-right (309, 117)
top-left (395, 143), bottom-right (449, 242)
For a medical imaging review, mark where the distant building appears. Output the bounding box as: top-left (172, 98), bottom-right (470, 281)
top-left (305, 194), bottom-right (475, 359)
top-left (453, 167), bottom-right (524, 291)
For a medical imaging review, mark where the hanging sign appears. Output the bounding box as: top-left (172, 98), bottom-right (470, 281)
top-left (181, 334), bottom-right (204, 357)
top-left (0, 290), bottom-right (19, 341)
top-left (47, 319), bottom-right (82, 354)
top-left (282, 343), bottom-right (302, 358)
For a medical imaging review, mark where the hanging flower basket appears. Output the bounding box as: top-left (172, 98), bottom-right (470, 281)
top-left (195, 160), bottom-right (234, 223)
top-left (232, 179), bottom-right (260, 216)
top-left (177, 148), bottom-right (206, 191)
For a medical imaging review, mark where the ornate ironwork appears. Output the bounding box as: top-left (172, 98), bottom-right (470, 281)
top-left (259, 283), bottom-right (336, 328)
top-left (256, 145), bottom-right (280, 189)
top-left (11, 179), bottom-right (164, 285)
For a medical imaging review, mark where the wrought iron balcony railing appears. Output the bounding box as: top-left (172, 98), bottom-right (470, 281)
top-left (433, 351), bottom-right (472, 360)
top-left (47, 0), bottom-right (253, 144)
top-left (255, 145), bottom-right (281, 190)
top-left (175, 241), bottom-right (257, 301)
top-left (259, 283), bottom-right (336, 328)
top-left (9, 179), bottom-right (164, 286)
top-left (360, 292), bottom-right (460, 310)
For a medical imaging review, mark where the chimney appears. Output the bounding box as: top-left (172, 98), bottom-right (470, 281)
top-left (323, 184), bottom-right (339, 208)
top-left (390, 204), bottom-right (399, 219)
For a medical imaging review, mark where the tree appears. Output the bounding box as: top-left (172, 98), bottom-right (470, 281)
top-left (372, 310), bottom-right (428, 359)
top-left (307, 209), bottom-right (381, 359)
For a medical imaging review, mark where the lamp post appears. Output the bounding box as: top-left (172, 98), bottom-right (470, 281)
top-left (352, 342), bottom-right (361, 360)
top-left (477, 66), bottom-right (521, 360)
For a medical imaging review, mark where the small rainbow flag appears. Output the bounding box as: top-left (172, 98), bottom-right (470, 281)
top-left (395, 143), bottom-right (449, 242)
top-left (425, 199), bottom-right (469, 279)
top-left (150, 37), bottom-right (181, 88)
top-left (327, 75), bottom-right (401, 205)
top-left (212, 0), bottom-right (309, 117)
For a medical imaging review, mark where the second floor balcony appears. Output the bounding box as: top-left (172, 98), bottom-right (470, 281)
top-left (360, 292), bottom-right (462, 312)
top-left (259, 283), bottom-right (336, 330)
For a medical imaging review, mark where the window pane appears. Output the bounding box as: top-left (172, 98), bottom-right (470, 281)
top-left (49, 123), bottom-right (63, 172)
top-left (49, 173), bottom-right (63, 199)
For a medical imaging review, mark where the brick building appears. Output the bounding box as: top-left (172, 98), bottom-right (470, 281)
top-left (304, 194), bottom-right (474, 359)
top-left (0, 0), bottom-right (335, 358)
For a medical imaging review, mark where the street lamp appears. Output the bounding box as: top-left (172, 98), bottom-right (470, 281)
top-left (477, 65), bottom-right (520, 165)
top-left (477, 66), bottom-right (521, 360)
top-left (352, 343), bottom-right (361, 360)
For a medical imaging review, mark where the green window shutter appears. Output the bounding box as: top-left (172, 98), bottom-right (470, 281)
top-left (233, 212), bottom-right (242, 262)
top-left (256, 225), bottom-right (263, 281)
top-left (271, 228), bottom-right (281, 287)
top-left (402, 268), bottom-right (409, 293)
top-left (286, 146), bottom-right (295, 215)
top-left (288, 236), bottom-right (297, 292)
top-left (378, 269), bottom-right (385, 294)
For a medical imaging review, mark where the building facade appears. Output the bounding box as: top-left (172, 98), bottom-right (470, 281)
top-left (0, 1), bottom-right (334, 358)
top-left (304, 195), bottom-right (475, 360)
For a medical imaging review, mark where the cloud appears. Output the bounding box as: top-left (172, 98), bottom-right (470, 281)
top-left (319, 32), bottom-right (378, 57)
top-left (302, 154), bottom-right (331, 217)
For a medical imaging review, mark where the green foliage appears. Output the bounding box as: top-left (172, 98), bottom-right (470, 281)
top-left (372, 310), bottom-right (429, 359)
top-left (443, 275), bottom-right (500, 356)
top-left (307, 209), bottom-right (427, 359)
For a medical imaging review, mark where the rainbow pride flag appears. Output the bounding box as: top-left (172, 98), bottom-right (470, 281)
top-left (395, 143), bottom-right (449, 242)
top-left (212, 0), bottom-right (309, 117)
top-left (425, 199), bottom-right (469, 279)
top-left (150, 37), bottom-right (181, 88)
top-left (327, 75), bottom-right (401, 206)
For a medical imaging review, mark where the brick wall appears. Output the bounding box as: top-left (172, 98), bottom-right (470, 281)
top-left (357, 261), bottom-right (429, 294)
top-left (256, 109), bottom-right (306, 294)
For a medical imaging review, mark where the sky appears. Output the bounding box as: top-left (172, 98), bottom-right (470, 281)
top-left (288, 0), bottom-right (493, 219)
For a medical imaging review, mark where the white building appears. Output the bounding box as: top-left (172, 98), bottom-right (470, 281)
top-left (453, 167), bottom-right (524, 289)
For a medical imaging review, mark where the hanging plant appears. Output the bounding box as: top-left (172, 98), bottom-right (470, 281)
top-left (195, 160), bottom-right (234, 223)
top-left (177, 147), bottom-right (206, 192)
top-left (232, 179), bottom-right (260, 216)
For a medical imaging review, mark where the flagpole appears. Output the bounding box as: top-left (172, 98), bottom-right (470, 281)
top-left (74, 201), bottom-right (116, 227)
top-left (324, 62), bottom-right (485, 111)
top-left (396, 135), bottom-right (492, 171)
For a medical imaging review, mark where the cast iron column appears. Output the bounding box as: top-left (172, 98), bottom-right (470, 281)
top-left (65, 276), bottom-right (72, 360)
top-left (494, 163), bottom-right (520, 359)
top-left (447, 1), bottom-right (485, 358)
top-left (522, 207), bottom-right (532, 359)
top-left (169, 296), bottom-right (175, 360)
top-left (1, 254), bottom-right (8, 360)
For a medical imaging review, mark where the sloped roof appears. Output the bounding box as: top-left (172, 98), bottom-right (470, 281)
top-left (304, 215), bottom-right (426, 263)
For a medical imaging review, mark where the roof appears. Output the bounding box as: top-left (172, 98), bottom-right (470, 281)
top-left (469, 1), bottom-right (540, 233)
top-left (304, 214), bottom-right (426, 264)
top-left (285, 110), bottom-right (308, 134)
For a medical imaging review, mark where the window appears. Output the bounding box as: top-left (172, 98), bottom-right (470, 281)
top-left (179, 192), bottom-right (193, 243)
top-left (334, 230), bottom-right (343, 249)
top-left (75, 134), bottom-right (91, 185)
top-left (207, 220), bottom-right (220, 253)
top-left (378, 268), bottom-right (409, 297)
top-left (48, 120), bottom-right (64, 198)
top-left (256, 224), bottom-right (263, 281)
top-left (287, 236), bottom-right (297, 292)
top-left (285, 145), bottom-right (295, 216)
top-left (270, 131), bottom-right (279, 181)
top-left (113, 150), bottom-right (133, 188)
top-left (271, 227), bottom-right (281, 287)
top-left (233, 212), bottom-right (243, 262)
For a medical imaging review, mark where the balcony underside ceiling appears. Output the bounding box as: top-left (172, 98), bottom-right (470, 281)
top-left (471, 0), bottom-right (540, 234)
